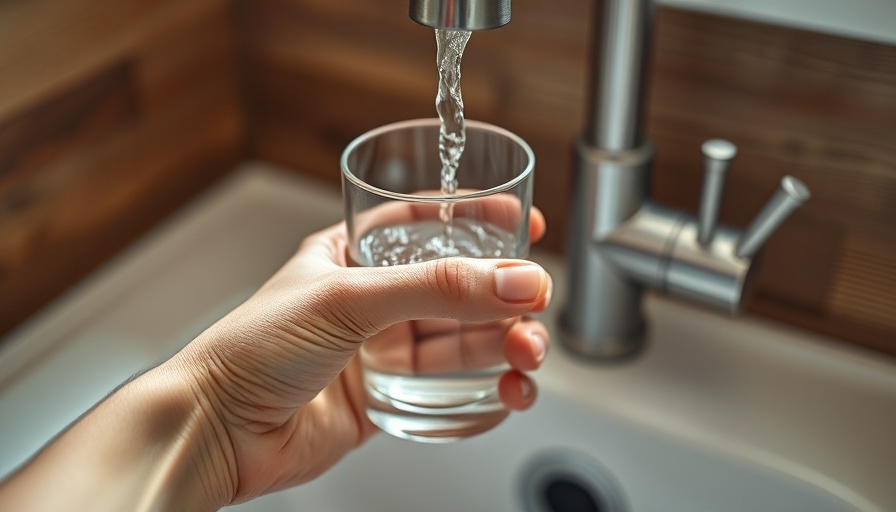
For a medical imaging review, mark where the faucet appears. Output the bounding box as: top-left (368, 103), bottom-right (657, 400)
top-left (408, 0), bottom-right (810, 360)
top-left (409, 0), bottom-right (510, 30)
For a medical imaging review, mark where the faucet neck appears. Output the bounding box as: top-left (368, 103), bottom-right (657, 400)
top-left (586, 0), bottom-right (654, 151)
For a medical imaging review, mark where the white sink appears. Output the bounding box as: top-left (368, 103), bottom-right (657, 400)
top-left (232, 389), bottom-right (860, 512)
top-left (1, 163), bottom-right (893, 511)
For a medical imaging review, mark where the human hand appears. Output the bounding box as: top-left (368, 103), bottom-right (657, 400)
top-left (176, 208), bottom-right (552, 504)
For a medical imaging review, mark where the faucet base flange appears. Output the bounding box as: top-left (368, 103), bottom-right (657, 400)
top-left (558, 311), bottom-right (647, 362)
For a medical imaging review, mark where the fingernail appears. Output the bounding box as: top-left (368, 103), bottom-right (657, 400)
top-left (531, 333), bottom-right (547, 364)
top-left (495, 265), bottom-right (544, 303)
top-left (520, 378), bottom-right (533, 399)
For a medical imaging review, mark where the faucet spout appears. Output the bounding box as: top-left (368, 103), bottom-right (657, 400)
top-left (409, 0), bottom-right (511, 31)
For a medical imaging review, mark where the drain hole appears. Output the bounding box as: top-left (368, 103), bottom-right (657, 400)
top-left (545, 476), bottom-right (601, 512)
top-left (519, 449), bottom-right (627, 512)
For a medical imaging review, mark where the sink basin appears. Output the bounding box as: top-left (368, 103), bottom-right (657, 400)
top-left (1, 163), bottom-right (893, 511)
top-left (232, 386), bottom-right (865, 512)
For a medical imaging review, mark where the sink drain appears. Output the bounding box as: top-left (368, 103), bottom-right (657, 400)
top-left (518, 449), bottom-right (627, 512)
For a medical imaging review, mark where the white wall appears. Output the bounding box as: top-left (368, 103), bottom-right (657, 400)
top-left (661, 0), bottom-right (896, 45)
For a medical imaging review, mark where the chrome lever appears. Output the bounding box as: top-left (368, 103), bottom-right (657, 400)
top-left (697, 139), bottom-right (737, 247)
top-left (736, 176), bottom-right (811, 259)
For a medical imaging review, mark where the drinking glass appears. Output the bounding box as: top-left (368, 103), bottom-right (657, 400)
top-left (341, 118), bottom-right (535, 443)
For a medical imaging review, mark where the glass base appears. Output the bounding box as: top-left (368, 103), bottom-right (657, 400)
top-left (363, 365), bottom-right (510, 443)
top-left (366, 397), bottom-right (509, 443)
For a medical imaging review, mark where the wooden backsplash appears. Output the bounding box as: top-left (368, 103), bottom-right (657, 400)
top-left (0, 0), bottom-right (246, 335)
top-left (2, 0), bottom-right (895, 356)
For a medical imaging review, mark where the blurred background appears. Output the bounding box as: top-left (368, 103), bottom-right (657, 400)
top-left (1, 0), bottom-right (894, 356)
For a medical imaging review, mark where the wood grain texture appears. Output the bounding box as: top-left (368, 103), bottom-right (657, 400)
top-left (0, 63), bottom-right (140, 197)
top-left (0, 0), bottom-right (246, 336)
top-left (236, 0), bottom-right (896, 356)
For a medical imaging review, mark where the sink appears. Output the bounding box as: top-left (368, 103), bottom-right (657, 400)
top-left (232, 386), bottom-right (870, 512)
top-left (1, 163), bottom-right (893, 511)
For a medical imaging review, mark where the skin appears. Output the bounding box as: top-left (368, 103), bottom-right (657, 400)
top-left (0, 211), bottom-right (551, 511)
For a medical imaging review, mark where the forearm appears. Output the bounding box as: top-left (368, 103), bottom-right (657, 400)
top-left (0, 358), bottom-right (235, 512)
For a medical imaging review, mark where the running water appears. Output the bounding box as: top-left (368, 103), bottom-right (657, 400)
top-left (435, 29), bottom-right (471, 227)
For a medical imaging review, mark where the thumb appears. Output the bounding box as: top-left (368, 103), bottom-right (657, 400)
top-left (344, 258), bottom-right (550, 332)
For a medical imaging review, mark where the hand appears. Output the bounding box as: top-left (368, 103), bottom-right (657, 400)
top-left (0, 209), bottom-right (551, 512)
top-left (177, 208), bottom-right (552, 504)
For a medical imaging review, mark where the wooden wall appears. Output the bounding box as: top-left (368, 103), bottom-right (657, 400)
top-left (0, 0), bottom-right (246, 336)
top-left (2, 0), bottom-right (894, 356)
top-left (235, 0), bottom-right (896, 356)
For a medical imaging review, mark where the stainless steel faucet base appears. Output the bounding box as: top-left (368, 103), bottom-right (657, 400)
top-left (558, 319), bottom-right (647, 361)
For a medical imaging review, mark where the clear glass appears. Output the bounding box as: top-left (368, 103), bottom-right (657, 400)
top-left (341, 118), bottom-right (535, 443)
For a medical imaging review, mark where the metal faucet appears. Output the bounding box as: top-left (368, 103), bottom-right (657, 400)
top-left (409, 0), bottom-right (810, 360)
top-left (410, 0), bottom-right (510, 30)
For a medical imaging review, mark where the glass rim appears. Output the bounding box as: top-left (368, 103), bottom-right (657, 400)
top-left (340, 118), bottom-right (535, 203)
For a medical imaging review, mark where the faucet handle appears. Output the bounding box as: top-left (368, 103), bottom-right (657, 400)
top-left (697, 139), bottom-right (737, 246)
top-left (735, 176), bottom-right (811, 259)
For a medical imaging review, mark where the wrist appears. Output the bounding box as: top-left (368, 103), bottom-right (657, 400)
top-left (0, 356), bottom-right (237, 512)
top-left (150, 354), bottom-right (238, 510)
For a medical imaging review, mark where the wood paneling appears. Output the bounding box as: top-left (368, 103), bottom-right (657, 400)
top-left (0, 63), bottom-right (140, 197)
top-left (236, 0), bottom-right (896, 356)
top-left (0, 0), bottom-right (246, 337)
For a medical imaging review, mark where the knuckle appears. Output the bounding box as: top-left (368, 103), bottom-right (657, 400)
top-left (312, 272), bottom-right (379, 338)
